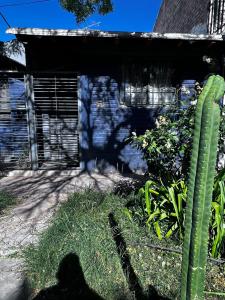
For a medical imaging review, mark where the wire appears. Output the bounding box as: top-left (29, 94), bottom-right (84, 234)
top-left (0, 11), bottom-right (11, 27)
top-left (0, 0), bottom-right (51, 8)
top-left (82, 22), bottom-right (101, 30)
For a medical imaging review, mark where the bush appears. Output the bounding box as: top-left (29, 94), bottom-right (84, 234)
top-left (125, 169), bottom-right (225, 259)
top-left (113, 178), bottom-right (147, 197)
top-left (130, 104), bottom-right (195, 179)
top-left (130, 96), bottom-right (225, 180)
top-left (125, 178), bottom-right (187, 242)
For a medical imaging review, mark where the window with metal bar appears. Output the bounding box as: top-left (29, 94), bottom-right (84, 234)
top-left (120, 64), bottom-right (177, 107)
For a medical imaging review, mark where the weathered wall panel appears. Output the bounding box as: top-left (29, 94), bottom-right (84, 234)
top-left (79, 75), bottom-right (156, 173)
top-left (0, 75), bottom-right (29, 169)
top-left (154, 0), bottom-right (209, 34)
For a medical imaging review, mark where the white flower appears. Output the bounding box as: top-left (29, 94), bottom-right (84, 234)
top-left (155, 116), bottom-right (168, 127)
top-left (190, 100), bottom-right (197, 106)
top-left (142, 140), bottom-right (148, 148)
top-left (181, 86), bottom-right (191, 95)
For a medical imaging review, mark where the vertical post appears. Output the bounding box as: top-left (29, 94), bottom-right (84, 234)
top-left (24, 74), bottom-right (38, 170)
top-left (208, 0), bottom-right (214, 34)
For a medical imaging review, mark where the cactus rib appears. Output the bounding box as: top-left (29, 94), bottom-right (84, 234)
top-left (181, 75), bottom-right (225, 300)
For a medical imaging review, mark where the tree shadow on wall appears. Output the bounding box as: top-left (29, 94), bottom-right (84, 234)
top-left (80, 75), bottom-right (160, 173)
top-left (32, 253), bottom-right (104, 300)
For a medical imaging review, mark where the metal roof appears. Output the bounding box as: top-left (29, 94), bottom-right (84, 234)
top-left (6, 28), bottom-right (225, 41)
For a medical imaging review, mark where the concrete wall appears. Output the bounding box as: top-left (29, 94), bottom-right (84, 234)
top-left (154, 0), bottom-right (209, 34)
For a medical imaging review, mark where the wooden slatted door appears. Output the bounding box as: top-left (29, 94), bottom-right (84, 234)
top-left (33, 75), bottom-right (79, 169)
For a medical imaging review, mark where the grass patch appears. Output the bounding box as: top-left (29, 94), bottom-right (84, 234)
top-left (24, 190), bottom-right (225, 300)
top-left (0, 190), bottom-right (17, 214)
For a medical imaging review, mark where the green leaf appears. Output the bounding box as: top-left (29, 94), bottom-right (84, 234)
top-left (154, 221), bottom-right (163, 240)
top-left (144, 181), bottom-right (152, 216)
top-left (123, 208), bottom-right (133, 222)
top-left (165, 222), bottom-right (178, 238)
top-left (168, 187), bottom-right (180, 224)
top-left (146, 208), bottom-right (160, 224)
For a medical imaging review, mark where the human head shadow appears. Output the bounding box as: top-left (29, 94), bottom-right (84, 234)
top-left (32, 252), bottom-right (104, 300)
top-left (108, 212), bottom-right (171, 300)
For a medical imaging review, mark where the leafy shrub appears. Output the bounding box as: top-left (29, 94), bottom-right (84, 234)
top-left (130, 104), bottom-right (195, 179)
top-left (113, 178), bottom-right (147, 197)
top-left (130, 98), bottom-right (225, 180)
top-left (125, 178), bottom-right (187, 241)
top-left (210, 169), bottom-right (225, 258)
top-left (125, 170), bottom-right (225, 258)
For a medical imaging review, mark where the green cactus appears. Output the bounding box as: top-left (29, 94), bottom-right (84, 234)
top-left (181, 75), bottom-right (225, 300)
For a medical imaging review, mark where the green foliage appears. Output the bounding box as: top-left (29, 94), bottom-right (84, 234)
top-left (181, 75), bottom-right (225, 300)
top-left (59, 0), bottom-right (113, 22)
top-left (24, 190), bottom-right (179, 299)
top-left (0, 190), bottom-right (17, 213)
top-left (130, 95), bottom-right (225, 180)
top-left (24, 190), bottom-right (225, 299)
top-left (125, 178), bottom-right (187, 241)
top-left (218, 106), bottom-right (225, 166)
top-left (125, 169), bottom-right (225, 259)
top-left (113, 178), bottom-right (146, 197)
top-left (210, 171), bottom-right (225, 258)
top-left (24, 190), bottom-right (130, 298)
top-left (130, 104), bottom-right (195, 179)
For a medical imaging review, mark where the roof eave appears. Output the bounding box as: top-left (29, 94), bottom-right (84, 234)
top-left (6, 28), bottom-right (225, 42)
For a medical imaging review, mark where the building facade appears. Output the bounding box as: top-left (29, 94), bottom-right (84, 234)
top-left (1, 29), bottom-right (225, 173)
top-left (154, 0), bottom-right (225, 34)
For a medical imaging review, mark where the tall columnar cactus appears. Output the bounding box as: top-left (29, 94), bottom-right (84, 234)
top-left (181, 75), bottom-right (225, 300)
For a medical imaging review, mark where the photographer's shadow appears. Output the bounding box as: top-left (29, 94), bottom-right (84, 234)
top-left (33, 253), bottom-right (104, 300)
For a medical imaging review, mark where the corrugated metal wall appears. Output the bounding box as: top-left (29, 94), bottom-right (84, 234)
top-left (0, 73), bottom-right (79, 170)
top-left (0, 73), bottom-right (30, 169)
top-left (0, 70), bottom-right (197, 172)
top-left (33, 74), bottom-right (79, 169)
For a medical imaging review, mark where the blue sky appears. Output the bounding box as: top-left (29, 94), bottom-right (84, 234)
top-left (0, 0), bottom-right (162, 41)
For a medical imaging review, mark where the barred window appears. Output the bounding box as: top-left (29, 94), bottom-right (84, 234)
top-left (120, 64), bottom-right (177, 107)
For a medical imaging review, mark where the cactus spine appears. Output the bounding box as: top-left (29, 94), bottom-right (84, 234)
top-left (181, 75), bottom-right (225, 300)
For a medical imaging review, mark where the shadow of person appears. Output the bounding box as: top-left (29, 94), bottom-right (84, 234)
top-left (32, 253), bottom-right (104, 300)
